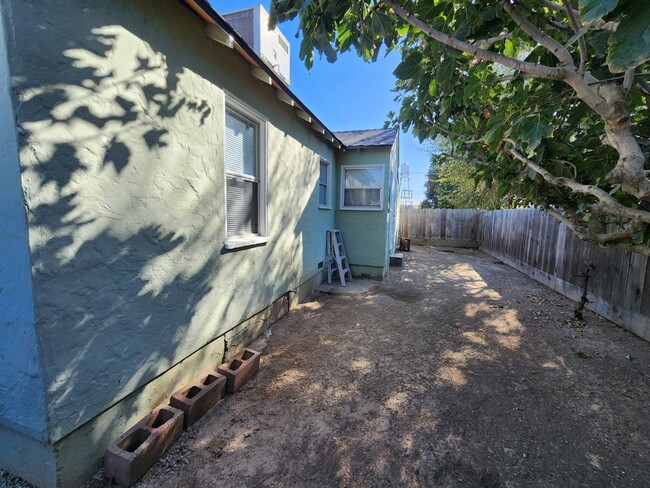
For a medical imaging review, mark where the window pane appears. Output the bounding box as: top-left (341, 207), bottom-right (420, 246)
top-left (319, 161), bottom-right (328, 185)
top-left (344, 188), bottom-right (381, 207)
top-left (226, 177), bottom-right (258, 235)
top-left (319, 183), bottom-right (327, 205)
top-left (225, 111), bottom-right (257, 177)
top-left (345, 168), bottom-right (382, 189)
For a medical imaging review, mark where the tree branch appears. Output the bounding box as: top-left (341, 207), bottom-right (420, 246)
top-left (380, 0), bottom-right (568, 80)
top-left (623, 68), bottom-right (635, 93)
top-left (587, 72), bottom-right (650, 85)
top-left (503, 0), bottom-right (575, 68)
top-left (506, 142), bottom-right (650, 223)
top-left (381, 0), bottom-right (649, 201)
top-left (546, 19), bottom-right (573, 32)
top-left (546, 207), bottom-right (641, 246)
top-left (473, 32), bottom-right (512, 48)
top-left (562, 0), bottom-right (587, 72)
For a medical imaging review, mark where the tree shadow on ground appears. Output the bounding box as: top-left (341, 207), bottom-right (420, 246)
top-left (127, 245), bottom-right (650, 488)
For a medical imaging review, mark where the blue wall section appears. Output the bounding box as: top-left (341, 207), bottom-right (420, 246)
top-left (0, 2), bottom-right (47, 440)
top-left (0, 4), bottom-right (51, 483)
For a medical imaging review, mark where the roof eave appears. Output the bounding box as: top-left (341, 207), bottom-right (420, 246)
top-left (180, 0), bottom-right (345, 149)
top-left (345, 144), bottom-right (394, 150)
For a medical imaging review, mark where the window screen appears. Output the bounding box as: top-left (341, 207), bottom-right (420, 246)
top-left (226, 178), bottom-right (258, 235)
top-left (225, 109), bottom-right (259, 235)
top-left (343, 167), bottom-right (383, 208)
top-left (319, 160), bottom-right (329, 206)
top-left (225, 111), bottom-right (257, 177)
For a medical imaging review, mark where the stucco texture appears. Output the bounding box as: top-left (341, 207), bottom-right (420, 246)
top-left (8, 0), bottom-right (335, 453)
top-left (335, 149), bottom-right (392, 277)
top-left (0, 2), bottom-right (52, 484)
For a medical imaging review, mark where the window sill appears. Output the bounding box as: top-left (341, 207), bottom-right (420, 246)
top-left (318, 204), bottom-right (332, 210)
top-left (339, 206), bottom-right (384, 211)
top-left (224, 235), bottom-right (269, 250)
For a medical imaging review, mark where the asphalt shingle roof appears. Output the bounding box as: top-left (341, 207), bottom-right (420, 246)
top-left (333, 128), bottom-right (397, 148)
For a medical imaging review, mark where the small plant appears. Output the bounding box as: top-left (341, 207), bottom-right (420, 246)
top-left (574, 261), bottom-right (596, 323)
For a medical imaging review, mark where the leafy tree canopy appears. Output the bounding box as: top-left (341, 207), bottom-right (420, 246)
top-left (423, 151), bottom-right (505, 210)
top-left (270, 0), bottom-right (650, 253)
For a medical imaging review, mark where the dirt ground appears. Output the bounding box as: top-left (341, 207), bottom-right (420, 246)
top-left (83, 246), bottom-right (650, 486)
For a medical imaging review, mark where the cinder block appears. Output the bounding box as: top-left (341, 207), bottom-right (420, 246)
top-left (104, 405), bottom-right (183, 487)
top-left (169, 371), bottom-right (226, 428)
top-left (218, 348), bottom-right (261, 393)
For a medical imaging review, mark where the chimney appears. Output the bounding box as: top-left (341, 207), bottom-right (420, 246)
top-left (222, 5), bottom-right (291, 85)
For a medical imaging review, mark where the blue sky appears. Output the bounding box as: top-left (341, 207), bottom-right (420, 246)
top-left (209, 0), bottom-right (433, 203)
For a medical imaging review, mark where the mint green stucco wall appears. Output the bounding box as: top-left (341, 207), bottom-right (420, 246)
top-left (335, 149), bottom-right (392, 278)
top-left (387, 136), bottom-right (401, 260)
top-left (2, 0), bottom-right (336, 485)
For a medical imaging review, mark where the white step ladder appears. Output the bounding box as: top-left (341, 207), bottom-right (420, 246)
top-left (327, 229), bottom-right (352, 286)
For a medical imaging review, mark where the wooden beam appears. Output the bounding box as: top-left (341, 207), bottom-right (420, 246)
top-left (275, 90), bottom-right (294, 107)
top-left (295, 109), bottom-right (312, 123)
top-left (205, 23), bottom-right (233, 48)
top-left (251, 66), bottom-right (272, 85)
top-left (311, 122), bottom-right (325, 134)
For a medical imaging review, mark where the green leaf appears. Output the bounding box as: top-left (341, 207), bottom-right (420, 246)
top-left (607, 7), bottom-right (650, 72)
top-left (393, 51), bottom-right (423, 80)
top-left (521, 121), bottom-right (554, 155)
top-left (484, 114), bottom-right (507, 152)
top-left (396, 24), bottom-right (409, 37)
top-left (370, 11), bottom-right (387, 39)
top-left (579, 0), bottom-right (618, 22)
top-left (439, 97), bottom-right (452, 121)
top-left (437, 58), bottom-right (455, 93)
top-left (480, 7), bottom-right (497, 21)
top-left (497, 181), bottom-right (511, 198)
top-left (428, 79), bottom-right (438, 97)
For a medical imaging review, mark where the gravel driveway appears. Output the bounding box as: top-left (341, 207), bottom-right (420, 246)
top-left (83, 245), bottom-right (650, 487)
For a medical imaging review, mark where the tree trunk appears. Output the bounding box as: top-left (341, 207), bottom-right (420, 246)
top-left (566, 77), bottom-right (650, 200)
top-left (596, 84), bottom-right (650, 199)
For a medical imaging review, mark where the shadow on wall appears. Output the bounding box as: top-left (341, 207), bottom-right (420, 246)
top-left (13, 0), bottom-right (322, 456)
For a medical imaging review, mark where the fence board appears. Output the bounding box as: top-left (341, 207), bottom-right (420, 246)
top-left (623, 253), bottom-right (647, 313)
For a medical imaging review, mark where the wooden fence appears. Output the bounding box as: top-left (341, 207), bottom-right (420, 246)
top-left (400, 207), bottom-right (650, 341)
top-left (400, 208), bottom-right (481, 247)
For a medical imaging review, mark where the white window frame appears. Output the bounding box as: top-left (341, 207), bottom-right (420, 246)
top-left (340, 164), bottom-right (385, 211)
top-left (223, 94), bottom-right (269, 249)
top-left (318, 158), bottom-right (332, 210)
